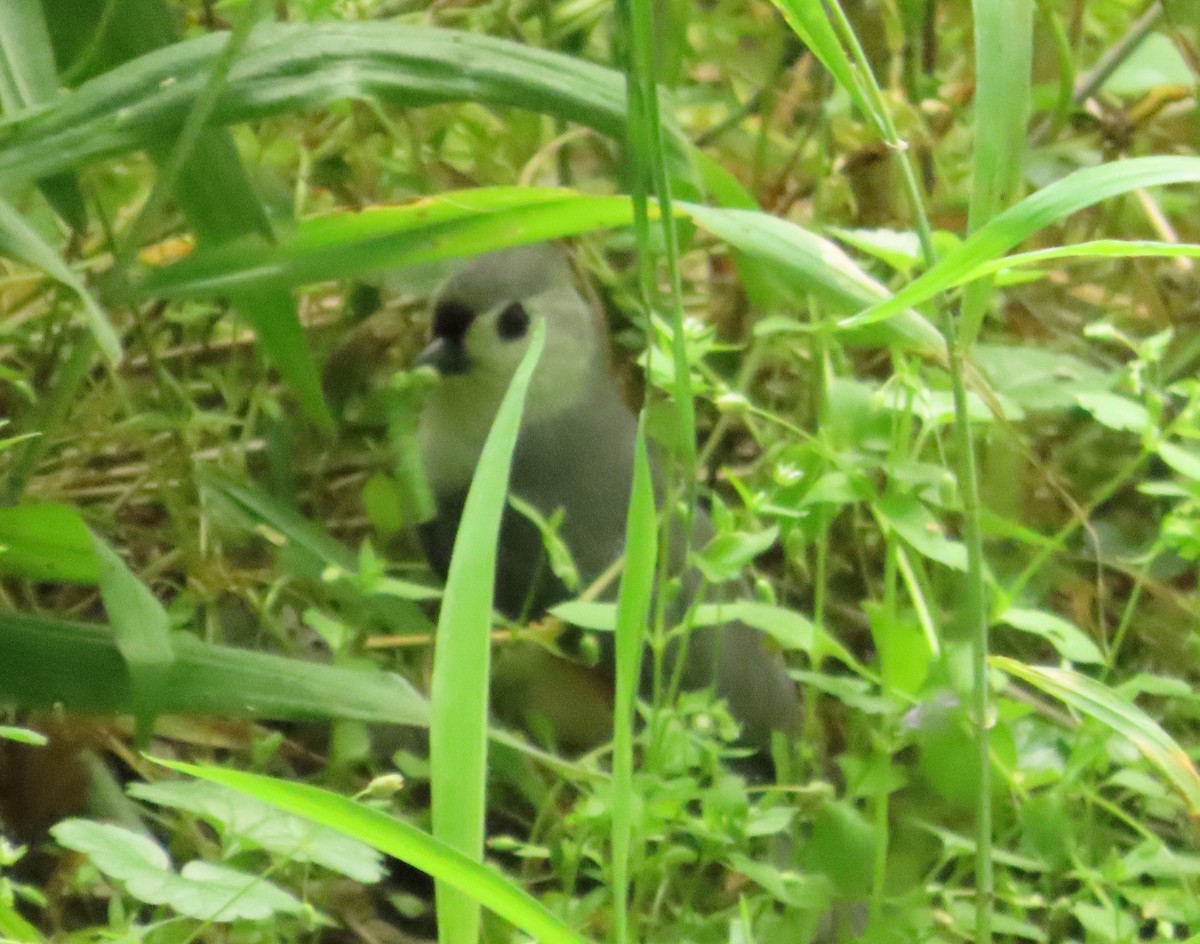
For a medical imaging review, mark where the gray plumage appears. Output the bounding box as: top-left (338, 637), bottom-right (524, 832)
top-left (416, 244), bottom-right (799, 746)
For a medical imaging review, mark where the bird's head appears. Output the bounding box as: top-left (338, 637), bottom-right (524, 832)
top-left (416, 244), bottom-right (608, 423)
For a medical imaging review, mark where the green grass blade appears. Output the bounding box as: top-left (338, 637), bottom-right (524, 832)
top-left (128, 189), bottom-right (656, 299)
top-left (768, 0), bottom-right (873, 123)
top-left (62, 0), bottom-right (324, 427)
top-left (430, 321), bottom-right (546, 944)
top-left (611, 419), bottom-right (657, 944)
top-left (155, 759), bottom-right (595, 944)
top-left (227, 286), bottom-right (333, 430)
top-left (953, 239), bottom-right (1200, 282)
top-left (682, 203), bottom-right (946, 356)
top-left (961, 0), bottom-right (1032, 346)
top-left (91, 534), bottom-right (176, 741)
top-left (844, 156), bottom-right (1200, 330)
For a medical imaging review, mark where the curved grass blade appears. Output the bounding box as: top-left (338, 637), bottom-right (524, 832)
top-left (430, 321), bottom-right (545, 944)
top-left (768, 0), bottom-right (873, 129)
top-left (155, 759), bottom-right (595, 944)
top-left (0, 22), bottom-right (687, 188)
top-left (683, 202), bottom-right (946, 356)
top-left (131, 187), bottom-right (944, 356)
top-left (958, 239), bottom-right (1200, 282)
top-left (993, 656), bottom-right (1200, 816)
top-left (0, 0), bottom-right (86, 229)
top-left (0, 195), bottom-right (118, 361)
top-left (843, 156), bottom-right (1200, 330)
top-left (129, 189), bottom-right (655, 299)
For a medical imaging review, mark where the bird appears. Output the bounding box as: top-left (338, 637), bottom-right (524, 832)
top-left (414, 243), bottom-right (800, 749)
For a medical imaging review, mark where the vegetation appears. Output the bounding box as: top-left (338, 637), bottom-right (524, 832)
top-left (1, 0), bottom-right (1199, 942)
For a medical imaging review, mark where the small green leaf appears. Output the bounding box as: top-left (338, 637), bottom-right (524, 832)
top-left (509, 496), bottom-right (580, 591)
top-left (1074, 392), bottom-right (1150, 433)
top-left (997, 607), bottom-right (1105, 665)
top-left (875, 493), bottom-right (967, 571)
top-left (130, 779), bottom-right (384, 883)
top-left (692, 601), bottom-right (815, 653)
top-left (1158, 441), bottom-right (1200, 481)
top-left (51, 818), bottom-right (306, 922)
top-left (362, 473), bottom-right (404, 537)
top-left (693, 525), bottom-right (778, 583)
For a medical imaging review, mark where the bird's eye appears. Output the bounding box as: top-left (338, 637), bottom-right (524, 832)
top-left (496, 301), bottom-right (530, 341)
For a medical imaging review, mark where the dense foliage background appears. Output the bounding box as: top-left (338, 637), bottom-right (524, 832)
top-left (0, 0), bottom-right (1199, 942)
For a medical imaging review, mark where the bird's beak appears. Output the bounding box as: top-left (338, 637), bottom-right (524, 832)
top-left (415, 337), bottom-right (471, 375)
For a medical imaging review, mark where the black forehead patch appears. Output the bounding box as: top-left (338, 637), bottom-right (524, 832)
top-left (432, 298), bottom-right (475, 341)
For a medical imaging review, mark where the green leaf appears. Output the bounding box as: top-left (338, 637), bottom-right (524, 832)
top-left (1157, 441), bottom-right (1200, 481)
top-left (610, 419), bottom-right (656, 942)
top-left (766, 0), bottom-right (873, 131)
top-left (973, 343), bottom-right (1112, 412)
top-left (682, 203), bottom-right (946, 356)
top-left (129, 780), bottom-right (384, 883)
top-left (551, 598), bottom-right (815, 654)
top-left (1074, 392), bottom-right (1150, 434)
top-left (172, 861), bottom-right (308, 922)
top-left (509, 496), bottom-right (580, 591)
top-left (866, 603), bottom-right (933, 696)
top-left (132, 189), bottom-right (945, 357)
top-left (51, 820), bottom-right (305, 922)
top-left (229, 286), bottom-right (332, 431)
top-left (0, 0), bottom-right (87, 229)
top-left (0, 725), bottom-right (47, 745)
top-left (550, 599), bottom-right (619, 630)
top-left (693, 525), bottom-right (778, 583)
top-left (695, 601), bottom-right (816, 654)
top-left (875, 493), bottom-right (967, 571)
top-left (130, 189), bottom-right (653, 299)
top-left (959, 0), bottom-right (1032, 343)
top-left (996, 607), bottom-right (1105, 665)
top-left (828, 227), bottom-right (927, 275)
